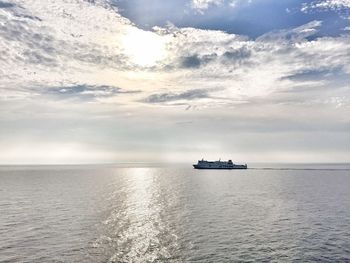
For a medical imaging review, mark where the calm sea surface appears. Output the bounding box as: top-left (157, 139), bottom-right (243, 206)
top-left (1, 164), bottom-right (350, 262)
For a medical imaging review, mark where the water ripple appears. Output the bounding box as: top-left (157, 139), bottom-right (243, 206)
top-left (0, 165), bottom-right (350, 262)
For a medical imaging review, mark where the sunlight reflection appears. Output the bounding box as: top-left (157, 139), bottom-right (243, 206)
top-left (107, 168), bottom-right (171, 262)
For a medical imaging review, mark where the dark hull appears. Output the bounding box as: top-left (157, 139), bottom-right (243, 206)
top-left (193, 165), bottom-right (247, 170)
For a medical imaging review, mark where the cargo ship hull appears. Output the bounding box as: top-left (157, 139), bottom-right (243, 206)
top-left (193, 165), bottom-right (247, 169)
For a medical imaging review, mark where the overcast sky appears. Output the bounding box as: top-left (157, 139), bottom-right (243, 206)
top-left (0, 0), bottom-right (350, 164)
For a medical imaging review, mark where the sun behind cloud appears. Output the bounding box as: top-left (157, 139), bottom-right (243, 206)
top-left (122, 27), bottom-right (168, 67)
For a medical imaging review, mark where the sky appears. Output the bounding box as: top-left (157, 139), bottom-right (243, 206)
top-left (0, 0), bottom-right (350, 164)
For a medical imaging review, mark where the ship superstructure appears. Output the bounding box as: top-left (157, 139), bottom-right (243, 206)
top-left (193, 159), bottom-right (247, 169)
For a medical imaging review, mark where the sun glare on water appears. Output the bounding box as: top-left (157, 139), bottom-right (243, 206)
top-left (122, 28), bottom-right (167, 67)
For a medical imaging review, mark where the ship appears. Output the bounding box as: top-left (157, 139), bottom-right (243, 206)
top-left (193, 159), bottom-right (247, 169)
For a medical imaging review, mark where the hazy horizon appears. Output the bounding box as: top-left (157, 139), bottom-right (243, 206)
top-left (1, 162), bottom-right (350, 167)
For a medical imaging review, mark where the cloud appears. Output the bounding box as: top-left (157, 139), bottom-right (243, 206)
top-left (222, 46), bottom-right (251, 65)
top-left (191, 0), bottom-right (223, 11)
top-left (174, 47), bottom-right (250, 70)
top-left (281, 67), bottom-right (343, 82)
top-left (45, 84), bottom-right (140, 102)
top-left (143, 89), bottom-right (209, 104)
top-left (1, 1), bottom-right (349, 107)
top-left (301, 0), bottom-right (350, 13)
top-left (180, 55), bottom-right (202, 68)
top-left (0, 0), bottom-right (136, 94)
top-left (156, 20), bottom-right (342, 101)
top-left (190, 0), bottom-right (252, 12)
top-left (179, 53), bottom-right (217, 68)
top-left (0, 1), bottom-right (14, 8)
top-left (256, 20), bottom-right (322, 43)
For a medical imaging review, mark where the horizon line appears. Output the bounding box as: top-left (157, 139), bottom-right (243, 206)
top-left (1, 162), bottom-right (350, 166)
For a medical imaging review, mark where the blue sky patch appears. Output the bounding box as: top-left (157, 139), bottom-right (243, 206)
top-left (113, 0), bottom-right (350, 38)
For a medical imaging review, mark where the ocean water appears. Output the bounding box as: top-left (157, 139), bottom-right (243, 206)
top-left (1, 164), bottom-right (350, 262)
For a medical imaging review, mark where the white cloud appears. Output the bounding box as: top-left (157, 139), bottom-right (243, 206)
top-left (301, 0), bottom-right (350, 12)
top-left (1, 1), bottom-right (349, 108)
top-left (228, 0), bottom-right (252, 8)
top-left (156, 20), bottom-right (349, 105)
top-left (190, 0), bottom-right (252, 12)
top-left (1, 1), bottom-right (349, 107)
top-left (191, 0), bottom-right (223, 11)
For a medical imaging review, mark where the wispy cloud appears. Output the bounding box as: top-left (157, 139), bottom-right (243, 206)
top-left (301, 0), bottom-right (350, 12)
top-left (0, 1), bottom-right (15, 8)
top-left (191, 0), bottom-right (223, 11)
top-left (1, 1), bottom-right (349, 108)
top-left (143, 89), bottom-right (209, 104)
top-left (45, 84), bottom-right (140, 102)
top-left (0, 0), bottom-right (134, 93)
top-left (190, 0), bottom-right (252, 12)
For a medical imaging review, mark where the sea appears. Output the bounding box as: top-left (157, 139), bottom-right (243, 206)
top-left (1, 163), bottom-right (350, 262)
